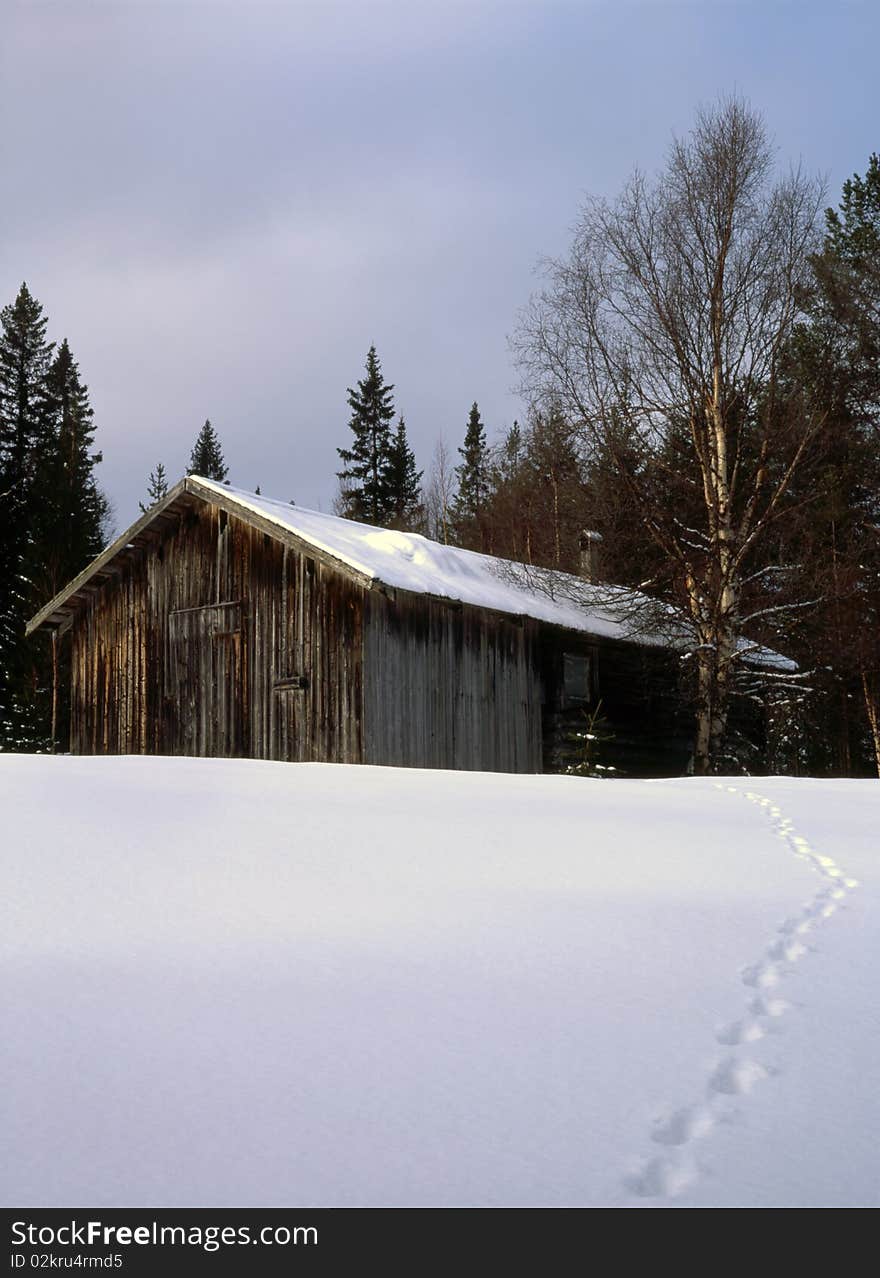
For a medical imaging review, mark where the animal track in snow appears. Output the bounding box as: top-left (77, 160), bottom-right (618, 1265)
top-left (742, 960), bottom-right (782, 989)
top-left (651, 1105), bottom-right (715, 1146)
top-left (708, 1056), bottom-right (768, 1096)
top-left (749, 994), bottom-right (791, 1019)
top-left (623, 783), bottom-right (859, 1201)
top-left (628, 1153), bottom-right (698, 1198)
top-left (716, 1018), bottom-right (765, 1045)
top-left (767, 937), bottom-right (809, 963)
top-left (779, 914), bottom-right (813, 936)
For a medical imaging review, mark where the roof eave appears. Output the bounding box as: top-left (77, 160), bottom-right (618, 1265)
top-left (25, 478), bottom-right (193, 635)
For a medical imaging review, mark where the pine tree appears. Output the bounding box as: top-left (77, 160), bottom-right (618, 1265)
top-left (450, 402), bottom-right (489, 549)
top-left (385, 417), bottom-right (423, 530)
top-left (777, 155), bottom-right (880, 775)
top-left (524, 407), bottom-right (588, 569)
top-left (17, 338), bottom-right (109, 749)
top-left (0, 283), bottom-right (55, 746)
top-left (139, 462), bottom-right (169, 512)
top-left (39, 339), bottom-right (107, 571)
top-left (188, 419), bottom-right (228, 482)
top-left (483, 421), bottom-right (525, 559)
top-left (336, 345), bottom-right (396, 524)
top-left (825, 152), bottom-right (880, 269)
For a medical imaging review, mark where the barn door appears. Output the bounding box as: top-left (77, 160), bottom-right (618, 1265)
top-left (168, 601), bottom-right (248, 757)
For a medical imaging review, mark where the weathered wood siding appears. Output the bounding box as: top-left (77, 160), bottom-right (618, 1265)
top-left (362, 592), bottom-right (543, 772)
top-left (69, 501), bottom-right (365, 762)
top-left (168, 600), bottom-right (247, 757)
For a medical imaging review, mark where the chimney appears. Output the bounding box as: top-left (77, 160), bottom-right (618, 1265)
top-left (578, 530), bottom-right (603, 583)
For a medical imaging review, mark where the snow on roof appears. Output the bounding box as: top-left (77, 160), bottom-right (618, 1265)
top-left (197, 479), bottom-right (663, 645)
top-left (195, 478), bottom-right (794, 669)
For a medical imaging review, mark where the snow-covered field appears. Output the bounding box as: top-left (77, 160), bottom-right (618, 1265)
top-left (2, 755), bottom-right (877, 1207)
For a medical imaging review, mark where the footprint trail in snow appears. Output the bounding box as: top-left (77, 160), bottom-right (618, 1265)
top-left (625, 784), bottom-right (859, 1201)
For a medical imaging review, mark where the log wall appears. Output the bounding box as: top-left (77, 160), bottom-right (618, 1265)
top-left (362, 593), bottom-right (543, 772)
top-left (69, 502), bottom-right (366, 762)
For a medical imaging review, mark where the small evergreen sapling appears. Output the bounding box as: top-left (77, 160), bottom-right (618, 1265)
top-left (139, 462), bottom-right (169, 512)
top-left (564, 702), bottom-right (616, 778)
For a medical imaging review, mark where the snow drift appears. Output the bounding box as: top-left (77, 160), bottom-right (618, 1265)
top-left (2, 755), bottom-right (877, 1207)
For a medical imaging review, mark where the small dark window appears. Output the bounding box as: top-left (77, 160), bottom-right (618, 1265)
top-left (219, 509), bottom-right (228, 533)
top-left (563, 652), bottom-right (591, 704)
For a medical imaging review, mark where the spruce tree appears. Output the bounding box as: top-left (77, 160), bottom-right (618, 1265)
top-left (38, 339), bottom-right (107, 572)
top-left (139, 462), bottom-right (169, 512)
top-left (479, 422), bottom-right (524, 561)
top-left (825, 152), bottom-right (880, 268)
top-left (777, 155), bottom-right (880, 775)
top-left (17, 338), bottom-right (109, 749)
top-left (385, 417), bottom-right (423, 530)
top-left (0, 283), bottom-right (55, 746)
top-left (188, 419), bottom-right (228, 482)
top-left (450, 402), bottom-right (489, 549)
top-left (336, 345), bottom-right (396, 524)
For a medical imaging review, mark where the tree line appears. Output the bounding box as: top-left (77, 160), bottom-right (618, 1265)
top-left (141, 419), bottom-right (230, 510)
top-left (334, 346), bottom-right (589, 571)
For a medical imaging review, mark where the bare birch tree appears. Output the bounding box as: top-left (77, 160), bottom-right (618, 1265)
top-left (514, 97), bottom-right (825, 774)
top-left (424, 436), bottom-right (456, 544)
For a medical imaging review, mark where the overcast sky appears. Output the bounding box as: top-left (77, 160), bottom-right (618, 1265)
top-left (2, 0), bottom-right (877, 533)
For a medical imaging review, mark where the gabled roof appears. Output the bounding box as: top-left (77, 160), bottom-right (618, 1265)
top-left (26, 475), bottom-right (794, 670)
top-left (193, 481), bottom-right (671, 645)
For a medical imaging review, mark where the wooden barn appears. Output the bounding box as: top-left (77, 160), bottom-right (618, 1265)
top-left (28, 475), bottom-right (722, 776)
